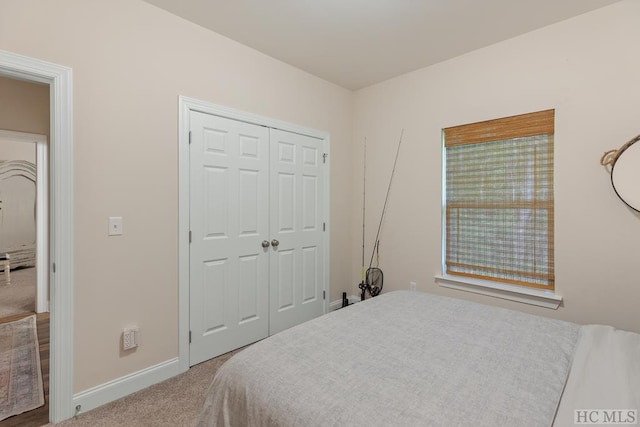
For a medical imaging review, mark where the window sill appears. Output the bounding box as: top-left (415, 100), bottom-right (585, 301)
top-left (434, 274), bottom-right (562, 309)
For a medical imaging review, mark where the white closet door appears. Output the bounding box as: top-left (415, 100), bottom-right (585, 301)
top-left (269, 129), bottom-right (325, 334)
top-left (189, 111), bottom-right (270, 365)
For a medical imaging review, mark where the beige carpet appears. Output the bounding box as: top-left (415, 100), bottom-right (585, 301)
top-left (0, 267), bottom-right (36, 318)
top-left (49, 347), bottom-right (244, 427)
top-left (0, 315), bottom-right (45, 421)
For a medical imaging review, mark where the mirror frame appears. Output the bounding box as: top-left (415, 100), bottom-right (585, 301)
top-left (610, 134), bottom-right (640, 212)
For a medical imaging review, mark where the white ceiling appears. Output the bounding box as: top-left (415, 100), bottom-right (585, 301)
top-left (144, 0), bottom-right (620, 90)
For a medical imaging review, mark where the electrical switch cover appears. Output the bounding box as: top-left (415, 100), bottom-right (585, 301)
top-left (109, 217), bottom-right (123, 236)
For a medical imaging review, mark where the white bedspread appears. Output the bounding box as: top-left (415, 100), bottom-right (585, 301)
top-left (197, 291), bottom-right (580, 427)
top-left (553, 325), bottom-right (640, 426)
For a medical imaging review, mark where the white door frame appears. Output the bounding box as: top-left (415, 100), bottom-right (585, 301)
top-left (0, 50), bottom-right (74, 423)
top-left (178, 96), bottom-right (330, 371)
top-left (0, 129), bottom-right (49, 313)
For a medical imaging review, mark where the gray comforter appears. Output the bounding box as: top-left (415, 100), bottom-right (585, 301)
top-left (198, 291), bottom-right (580, 426)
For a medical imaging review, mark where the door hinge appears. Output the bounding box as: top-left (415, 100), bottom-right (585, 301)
top-left (322, 153), bottom-right (328, 164)
top-left (188, 131), bottom-right (192, 144)
top-left (323, 222), bottom-right (326, 232)
top-left (52, 262), bottom-right (56, 273)
top-left (189, 330), bottom-right (192, 344)
top-left (323, 290), bottom-right (326, 300)
top-left (189, 230), bottom-right (192, 243)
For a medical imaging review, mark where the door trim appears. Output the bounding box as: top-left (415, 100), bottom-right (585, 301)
top-left (0, 129), bottom-right (49, 313)
top-left (178, 96), bottom-right (330, 371)
top-left (0, 50), bottom-right (74, 423)
top-left (36, 137), bottom-right (49, 313)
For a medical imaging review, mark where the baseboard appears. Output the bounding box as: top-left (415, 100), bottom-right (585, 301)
top-left (72, 357), bottom-right (185, 416)
top-left (329, 294), bottom-right (361, 311)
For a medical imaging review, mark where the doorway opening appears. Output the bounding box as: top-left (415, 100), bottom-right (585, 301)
top-left (0, 130), bottom-right (49, 313)
top-left (0, 50), bottom-right (74, 423)
top-left (0, 127), bottom-right (49, 425)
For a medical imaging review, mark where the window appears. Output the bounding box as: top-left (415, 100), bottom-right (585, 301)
top-left (443, 110), bottom-right (554, 291)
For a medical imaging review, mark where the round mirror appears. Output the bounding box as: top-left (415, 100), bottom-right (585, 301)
top-left (611, 135), bottom-right (640, 212)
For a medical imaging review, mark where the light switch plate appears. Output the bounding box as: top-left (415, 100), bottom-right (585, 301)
top-left (108, 216), bottom-right (123, 236)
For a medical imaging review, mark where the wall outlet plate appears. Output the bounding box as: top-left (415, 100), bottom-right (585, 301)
top-left (123, 327), bottom-right (138, 350)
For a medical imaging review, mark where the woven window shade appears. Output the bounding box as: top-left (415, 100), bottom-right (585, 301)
top-left (444, 110), bottom-right (555, 290)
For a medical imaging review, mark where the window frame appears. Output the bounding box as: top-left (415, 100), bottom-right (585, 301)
top-left (439, 110), bottom-right (559, 305)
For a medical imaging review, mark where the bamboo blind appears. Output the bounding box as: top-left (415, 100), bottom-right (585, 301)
top-left (444, 109), bottom-right (554, 147)
top-left (444, 110), bottom-right (555, 290)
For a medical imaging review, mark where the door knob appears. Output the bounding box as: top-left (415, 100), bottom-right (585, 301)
top-left (261, 240), bottom-right (270, 248)
top-left (271, 239), bottom-right (279, 248)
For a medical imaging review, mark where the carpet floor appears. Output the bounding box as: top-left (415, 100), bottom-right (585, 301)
top-left (0, 315), bottom-right (44, 422)
top-left (48, 347), bottom-right (244, 427)
top-left (0, 268), bottom-right (36, 318)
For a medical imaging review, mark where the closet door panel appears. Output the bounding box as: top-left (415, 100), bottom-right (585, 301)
top-left (189, 110), bottom-right (327, 365)
top-left (269, 129), bottom-right (325, 334)
top-left (189, 112), bottom-right (269, 366)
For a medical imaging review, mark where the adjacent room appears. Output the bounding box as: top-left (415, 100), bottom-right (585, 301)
top-left (0, 0), bottom-right (638, 426)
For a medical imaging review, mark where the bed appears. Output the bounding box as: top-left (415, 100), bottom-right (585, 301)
top-left (197, 291), bottom-right (640, 427)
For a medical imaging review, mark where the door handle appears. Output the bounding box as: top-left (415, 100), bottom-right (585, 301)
top-left (261, 240), bottom-right (270, 248)
top-left (271, 239), bottom-right (279, 248)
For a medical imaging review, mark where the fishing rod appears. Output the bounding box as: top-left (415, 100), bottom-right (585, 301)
top-left (361, 129), bottom-right (404, 300)
top-left (358, 138), bottom-right (368, 301)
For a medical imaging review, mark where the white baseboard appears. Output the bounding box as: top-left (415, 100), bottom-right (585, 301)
top-left (329, 294), bottom-right (361, 311)
top-left (347, 295), bottom-right (361, 306)
top-left (72, 357), bottom-right (185, 416)
top-left (329, 299), bottom-right (342, 311)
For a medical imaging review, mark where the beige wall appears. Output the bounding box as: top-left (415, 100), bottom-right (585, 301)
top-left (0, 139), bottom-right (35, 162)
top-left (0, 75), bottom-right (49, 138)
top-left (352, 0), bottom-right (640, 333)
top-left (0, 0), bottom-right (354, 392)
